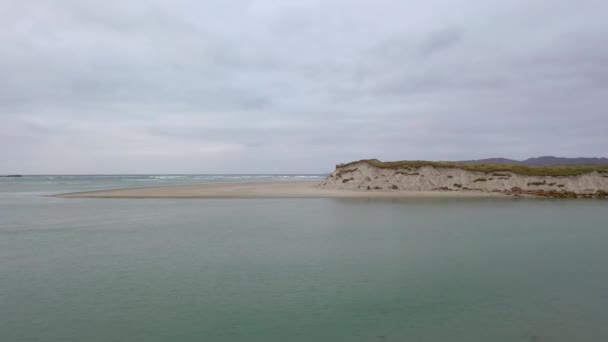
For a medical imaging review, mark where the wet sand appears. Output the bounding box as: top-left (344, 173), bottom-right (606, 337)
top-left (56, 181), bottom-right (507, 198)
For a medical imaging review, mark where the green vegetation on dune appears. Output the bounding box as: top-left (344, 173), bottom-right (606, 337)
top-left (337, 159), bottom-right (608, 176)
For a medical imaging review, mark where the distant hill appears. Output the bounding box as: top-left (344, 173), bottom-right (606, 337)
top-left (459, 158), bottom-right (521, 164)
top-left (459, 156), bottom-right (608, 166)
top-left (523, 156), bottom-right (608, 165)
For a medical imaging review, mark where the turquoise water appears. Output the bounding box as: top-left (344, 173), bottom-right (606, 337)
top-left (1, 176), bottom-right (608, 341)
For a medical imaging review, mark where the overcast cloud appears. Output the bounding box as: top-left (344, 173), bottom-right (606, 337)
top-left (2, 0), bottom-right (607, 173)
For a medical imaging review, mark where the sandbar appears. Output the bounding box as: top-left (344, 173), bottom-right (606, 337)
top-left (55, 181), bottom-right (507, 199)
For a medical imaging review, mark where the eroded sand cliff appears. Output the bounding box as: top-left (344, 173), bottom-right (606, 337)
top-left (320, 160), bottom-right (608, 198)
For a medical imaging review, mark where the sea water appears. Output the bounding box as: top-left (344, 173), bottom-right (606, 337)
top-left (1, 175), bottom-right (607, 341)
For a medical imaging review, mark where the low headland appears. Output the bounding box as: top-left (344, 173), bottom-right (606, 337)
top-left (56, 159), bottom-right (608, 199)
top-left (320, 159), bottom-right (608, 199)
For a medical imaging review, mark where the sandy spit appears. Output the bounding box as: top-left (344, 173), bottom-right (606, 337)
top-left (54, 181), bottom-right (508, 199)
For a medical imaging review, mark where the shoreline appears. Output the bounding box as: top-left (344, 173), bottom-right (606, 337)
top-left (54, 181), bottom-right (510, 199)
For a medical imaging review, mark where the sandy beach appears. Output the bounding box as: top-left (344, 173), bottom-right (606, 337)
top-left (55, 181), bottom-right (507, 198)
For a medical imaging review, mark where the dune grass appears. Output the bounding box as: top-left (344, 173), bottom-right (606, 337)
top-left (337, 159), bottom-right (608, 177)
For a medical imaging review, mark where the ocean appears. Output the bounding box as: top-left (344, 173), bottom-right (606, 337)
top-left (1, 175), bottom-right (608, 341)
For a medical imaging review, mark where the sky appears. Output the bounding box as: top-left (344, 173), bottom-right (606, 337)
top-left (2, 0), bottom-right (607, 174)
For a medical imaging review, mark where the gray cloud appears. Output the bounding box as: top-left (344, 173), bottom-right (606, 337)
top-left (1, 0), bottom-right (607, 173)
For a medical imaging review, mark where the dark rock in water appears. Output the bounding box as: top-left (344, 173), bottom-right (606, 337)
top-left (1, 175), bottom-right (23, 177)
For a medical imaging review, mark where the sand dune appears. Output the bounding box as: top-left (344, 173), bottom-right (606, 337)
top-left (321, 160), bottom-right (608, 198)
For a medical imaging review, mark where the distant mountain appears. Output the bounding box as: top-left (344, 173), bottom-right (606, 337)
top-left (459, 156), bottom-right (608, 166)
top-left (523, 156), bottom-right (608, 165)
top-left (459, 158), bottom-right (522, 164)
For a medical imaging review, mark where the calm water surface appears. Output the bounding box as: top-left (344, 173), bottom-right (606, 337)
top-left (1, 176), bottom-right (607, 341)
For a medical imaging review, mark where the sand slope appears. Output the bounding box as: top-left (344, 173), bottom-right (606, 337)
top-left (320, 161), bottom-right (608, 197)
